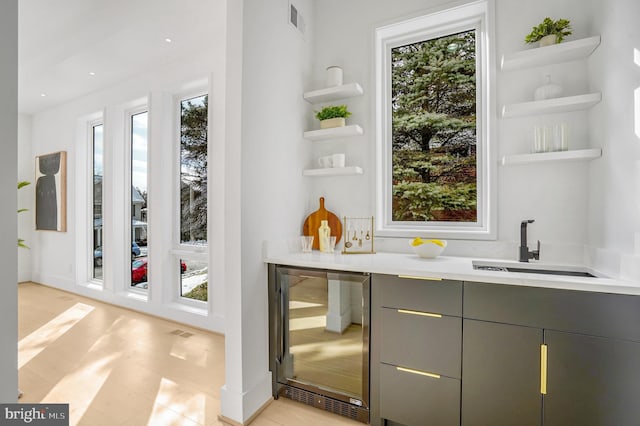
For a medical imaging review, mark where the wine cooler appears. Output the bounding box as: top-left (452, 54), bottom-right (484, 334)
top-left (268, 265), bottom-right (370, 423)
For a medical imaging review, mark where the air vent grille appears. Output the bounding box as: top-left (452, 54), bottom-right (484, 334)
top-left (280, 385), bottom-right (368, 423)
top-left (288, 2), bottom-right (305, 35)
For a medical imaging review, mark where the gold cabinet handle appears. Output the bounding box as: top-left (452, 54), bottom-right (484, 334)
top-left (397, 275), bottom-right (442, 281)
top-left (397, 309), bottom-right (442, 318)
top-left (396, 366), bottom-right (440, 379)
top-left (540, 344), bottom-right (548, 395)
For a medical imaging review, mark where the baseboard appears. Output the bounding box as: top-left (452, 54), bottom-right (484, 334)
top-left (220, 371), bottom-right (273, 424)
top-left (218, 398), bottom-right (273, 425)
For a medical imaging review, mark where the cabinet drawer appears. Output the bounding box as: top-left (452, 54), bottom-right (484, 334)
top-left (381, 307), bottom-right (461, 378)
top-left (375, 274), bottom-right (462, 316)
top-left (380, 362), bottom-right (460, 426)
top-left (464, 282), bottom-right (640, 342)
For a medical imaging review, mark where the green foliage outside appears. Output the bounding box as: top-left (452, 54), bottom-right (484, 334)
top-left (524, 17), bottom-right (572, 44)
top-left (180, 96), bottom-right (208, 243)
top-left (315, 105), bottom-right (351, 121)
top-left (184, 281), bottom-right (208, 301)
top-left (391, 30), bottom-right (477, 222)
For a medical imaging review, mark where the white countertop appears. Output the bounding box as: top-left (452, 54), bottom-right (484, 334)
top-left (264, 251), bottom-right (640, 296)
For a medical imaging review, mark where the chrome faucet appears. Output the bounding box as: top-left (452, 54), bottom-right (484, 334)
top-left (519, 220), bottom-right (540, 262)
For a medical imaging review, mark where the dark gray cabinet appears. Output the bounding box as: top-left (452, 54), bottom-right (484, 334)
top-left (461, 320), bottom-right (542, 426)
top-left (368, 274), bottom-right (640, 426)
top-left (544, 330), bottom-right (640, 426)
top-left (463, 282), bottom-right (640, 426)
top-left (371, 274), bottom-right (462, 426)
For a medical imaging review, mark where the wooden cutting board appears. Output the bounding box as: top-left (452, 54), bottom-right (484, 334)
top-left (302, 197), bottom-right (342, 250)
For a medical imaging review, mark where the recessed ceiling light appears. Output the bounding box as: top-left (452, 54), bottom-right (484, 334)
top-left (40, 93), bottom-right (46, 97)
top-left (89, 71), bottom-right (96, 76)
top-left (165, 37), bottom-right (172, 43)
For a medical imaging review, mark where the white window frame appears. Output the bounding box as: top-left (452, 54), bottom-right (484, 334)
top-left (172, 87), bottom-right (209, 307)
top-left (125, 104), bottom-right (150, 296)
top-left (374, 0), bottom-right (496, 240)
top-left (89, 119), bottom-right (104, 285)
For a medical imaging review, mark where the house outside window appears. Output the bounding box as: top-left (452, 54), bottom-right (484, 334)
top-left (92, 123), bottom-right (103, 280)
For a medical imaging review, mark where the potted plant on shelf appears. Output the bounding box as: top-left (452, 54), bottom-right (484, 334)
top-left (315, 105), bottom-right (352, 129)
top-left (525, 17), bottom-right (572, 47)
top-left (17, 181), bottom-right (30, 248)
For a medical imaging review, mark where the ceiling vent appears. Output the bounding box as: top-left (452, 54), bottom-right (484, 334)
top-left (289, 2), bottom-right (306, 35)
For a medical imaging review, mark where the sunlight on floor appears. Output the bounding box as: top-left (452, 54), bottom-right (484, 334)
top-left (149, 378), bottom-right (208, 425)
top-left (289, 315), bottom-right (326, 331)
top-left (289, 300), bottom-right (323, 309)
top-left (43, 352), bottom-right (120, 422)
top-left (18, 303), bottom-right (94, 368)
top-left (169, 340), bottom-right (208, 367)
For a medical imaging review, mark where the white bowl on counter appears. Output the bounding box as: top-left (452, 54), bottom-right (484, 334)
top-left (410, 239), bottom-right (447, 259)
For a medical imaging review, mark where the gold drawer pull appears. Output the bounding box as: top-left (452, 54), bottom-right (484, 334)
top-left (397, 309), bottom-right (442, 318)
top-left (396, 366), bottom-right (440, 379)
top-left (398, 275), bottom-right (442, 281)
top-left (540, 344), bottom-right (548, 395)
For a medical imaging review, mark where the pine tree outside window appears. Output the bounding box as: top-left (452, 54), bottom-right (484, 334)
top-left (375, 1), bottom-right (496, 240)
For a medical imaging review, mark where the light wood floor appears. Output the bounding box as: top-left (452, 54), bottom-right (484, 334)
top-left (18, 282), bottom-right (362, 426)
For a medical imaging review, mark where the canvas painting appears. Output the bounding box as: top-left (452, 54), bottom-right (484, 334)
top-left (35, 151), bottom-right (67, 232)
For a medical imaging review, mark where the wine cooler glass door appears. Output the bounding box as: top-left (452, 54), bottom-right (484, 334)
top-left (274, 267), bottom-right (370, 408)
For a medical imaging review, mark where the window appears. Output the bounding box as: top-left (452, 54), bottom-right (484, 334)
top-left (92, 123), bottom-right (104, 280)
top-left (375, 1), bottom-right (494, 239)
top-left (178, 94), bottom-right (208, 302)
top-left (130, 111), bottom-right (148, 289)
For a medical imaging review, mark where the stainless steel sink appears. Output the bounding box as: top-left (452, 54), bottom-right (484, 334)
top-left (472, 260), bottom-right (601, 278)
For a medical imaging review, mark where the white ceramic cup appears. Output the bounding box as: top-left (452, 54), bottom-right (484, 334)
top-left (318, 155), bottom-right (333, 168)
top-left (331, 153), bottom-right (345, 168)
top-left (326, 66), bottom-right (343, 87)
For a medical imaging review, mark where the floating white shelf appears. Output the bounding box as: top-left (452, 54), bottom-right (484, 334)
top-left (303, 83), bottom-right (364, 104)
top-left (501, 148), bottom-right (602, 166)
top-left (303, 166), bottom-right (364, 177)
top-left (303, 124), bottom-right (364, 141)
top-left (502, 93), bottom-right (601, 118)
top-left (501, 36), bottom-right (601, 71)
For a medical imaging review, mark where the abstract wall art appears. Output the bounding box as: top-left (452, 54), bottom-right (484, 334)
top-left (35, 151), bottom-right (67, 232)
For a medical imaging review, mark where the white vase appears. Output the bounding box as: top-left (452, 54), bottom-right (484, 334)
top-left (326, 66), bottom-right (343, 87)
top-left (534, 75), bottom-right (563, 101)
top-left (320, 117), bottom-right (346, 129)
top-left (539, 34), bottom-right (557, 47)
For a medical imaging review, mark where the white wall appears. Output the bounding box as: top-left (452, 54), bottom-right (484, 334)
top-left (309, 0), bottom-right (595, 264)
top-left (587, 0), bottom-right (640, 279)
top-left (18, 114), bottom-right (33, 282)
top-left (0, 0), bottom-right (18, 402)
top-left (221, 0), bottom-right (315, 422)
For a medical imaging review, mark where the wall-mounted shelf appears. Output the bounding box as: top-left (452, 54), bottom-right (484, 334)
top-left (502, 93), bottom-right (601, 118)
top-left (303, 124), bottom-right (364, 141)
top-left (303, 166), bottom-right (363, 177)
top-left (303, 83), bottom-right (364, 104)
top-left (501, 36), bottom-right (601, 71)
top-left (501, 148), bottom-right (602, 166)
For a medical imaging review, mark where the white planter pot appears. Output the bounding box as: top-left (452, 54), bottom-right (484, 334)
top-left (320, 117), bottom-right (346, 129)
top-left (539, 34), bottom-right (558, 47)
top-left (326, 66), bottom-right (343, 87)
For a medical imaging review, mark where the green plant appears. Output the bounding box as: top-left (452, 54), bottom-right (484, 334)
top-left (18, 181), bottom-right (30, 248)
top-left (524, 17), bottom-right (572, 44)
top-left (184, 281), bottom-right (208, 301)
top-left (314, 105), bottom-right (352, 121)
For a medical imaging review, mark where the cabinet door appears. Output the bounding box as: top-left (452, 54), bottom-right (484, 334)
top-left (462, 319), bottom-right (543, 426)
top-left (544, 331), bottom-right (640, 426)
top-left (380, 363), bottom-right (460, 426)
